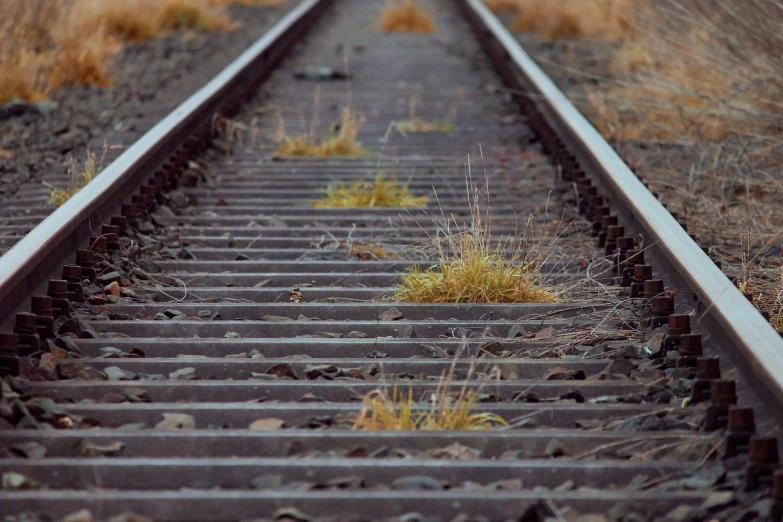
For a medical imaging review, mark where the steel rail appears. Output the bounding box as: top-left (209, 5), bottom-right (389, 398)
top-left (0, 0), bottom-right (332, 323)
top-left (457, 0), bottom-right (783, 425)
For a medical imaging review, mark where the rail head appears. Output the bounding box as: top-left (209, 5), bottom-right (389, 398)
top-left (0, 0), bottom-right (331, 323)
top-left (459, 0), bottom-right (783, 424)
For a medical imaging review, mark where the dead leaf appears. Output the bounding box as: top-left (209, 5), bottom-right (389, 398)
top-left (249, 418), bottom-right (285, 431)
top-left (289, 287), bottom-right (303, 303)
top-left (543, 366), bottom-right (566, 380)
top-left (267, 363), bottom-right (298, 380)
top-left (61, 509), bottom-right (93, 522)
top-left (155, 413), bottom-right (195, 430)
top-left (378, 308), bottom-right (403, 321)
top-left (2, 472), bottom-right (38, 490)
top-left (644, 332), bottom-right (665, 356)
top-left (422, 443), bottom-right (479, 460)
top-left (73, 439), bottom-right (126, 457)
top-left (38, 353), bottom-right (57, 376)
top-left (535, 327), bottom-right (556, 339)
top-left (105, 282), bottom-right (121, 297)
top-left (169, 367), bottom-right (198, 380)
top-left (107, 513), bottom-right (154, 522)
top-left (9, 442), bottom-right (47, 459)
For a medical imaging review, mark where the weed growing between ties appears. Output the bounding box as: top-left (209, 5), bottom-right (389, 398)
top-left (275, 108), bottom-right (370, 158)
top-left (46, 146), bottom-right (107, 207)
top-left (312, 172), bottom-right (426, 209)
top-left (393, 162), bottom-right (557, 304)
top-left (353, 361), bottom-right (507, 431)
top-left (348, 242), bottom-right (402, 261)
top-left (395, 119), bottom-right (452, 134)
top-left (378, 0), bottom-right (436, 33)
top-left (395, 92), bottom-right (462, 134)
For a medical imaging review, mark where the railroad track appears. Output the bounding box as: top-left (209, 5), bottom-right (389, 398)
top-left (2, 0), bottom-right (783, 520)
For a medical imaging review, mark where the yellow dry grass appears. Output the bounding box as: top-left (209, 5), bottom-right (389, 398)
top-left (773, 311), bottom-right (783, 333)
top-left (378, 0), bottom-right (436, 33)
top-left (483, 0), bottom-right (522, 14)
top-left (353, 362), bottom-right (507, 431)
top-left (587, 9), bottom-right (783, 142)
top-left (349, 242), bottom-right (401, 261)
top-left (80, 1), bottom-right (162, 43)
top-left (47, 147), bottom-right (107, 207)
top-left (510, 0), bottom-right (634, 40)
top-left (156, 0), bottom-right (232, 32)
top-left (500, 0), bottom-right (783, 327)
top-left (48, 31), bottom-right (118, 90)
top-left (396, 118), bottom-right (453, 134)
top-left (395, 93), bottom-right (461, 134)
top-left (0, 0), bottom-right (244, 104)
top-left (0, 0), bottom-right (117, 103)
top-left (394, 232), bottom-right (556, 304)
top-left (312, 172), bottom-right (426, 209)
top-left (275, 108), bottom-right (370, 158)
top-left (510, 0), bottom-right (782, 142)
top-left (394, 168), bottom-right (556, 304)
top-left (211, 0), bottom-right (287, 4)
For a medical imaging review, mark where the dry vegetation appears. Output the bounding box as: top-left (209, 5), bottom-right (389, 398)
top-left (395, 118), bottom-right (453, 134)
top-left (378, 0), bottom-right (436, 33)
top-left (275, 108), bottom-right (370, 158)
top-left (504, 0), bottom-right (633, 41)
top-left (394, 230), bottom-right (556, 304)
top-left (0, 0), bottom-right (271, 104)
top-left (491, 0), bottom-right (783, 329)
top-left (353, 362), bottom-right (506, 431)
top-left (46, 146), bottom-right (107, 206)
top-left (211, 0), bottom-right (287, 5)
top-left (313, 172), bottom-right (426, 209)
top-left (394, 170), bottom-right (558, 304)
top-left (395, 96), bottom-right (458, 134)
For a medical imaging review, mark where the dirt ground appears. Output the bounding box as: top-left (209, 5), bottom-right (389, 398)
top-left (0, 2), bottom-right (296, 203)
top-left (506, 24), bottom-right (783, 329)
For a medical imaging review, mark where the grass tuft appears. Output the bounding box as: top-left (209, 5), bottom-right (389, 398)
top-left (394, 233), bottom-right (556, 304)
top-left (313, 172), bottom-right (426, 209)
top-left (510, 0), bottom-right (633, 41)
top-left (48, 31), bottom-right (117, 90)
top-left (0, 0), bottom-right (241, 104)
top-left (772, 312), bottom-right (783, 333)
top-left (483, 0), bottom-right (522, 14)
top-left (350, 242), bottom-right (401, 261)
top-left (394, 164), bottom-right (557, 304)
top-left (395, 93), bottom-right (461, 134)
top-left (210, 0), bottom-right (287, 5)
top-left (396, 118), bottom-right (453, 134)
top-left (80, 0), bottom-right (162, 43)
top-left (157, 0), bottom-right (232, 32)
top-left (378, 0), bottom-right (436, 33)
top-left (47, 146), bottom-right (106, 207)
top-left (353, 363), bottom-right (507, 431)
top-left (275, 108), bottom-right (370, 158)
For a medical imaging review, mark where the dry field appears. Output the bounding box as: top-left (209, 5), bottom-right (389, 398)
top-left (484, 0), bottom-right (783, 329)
top-left (0, 0), bottom-right (286, 104)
